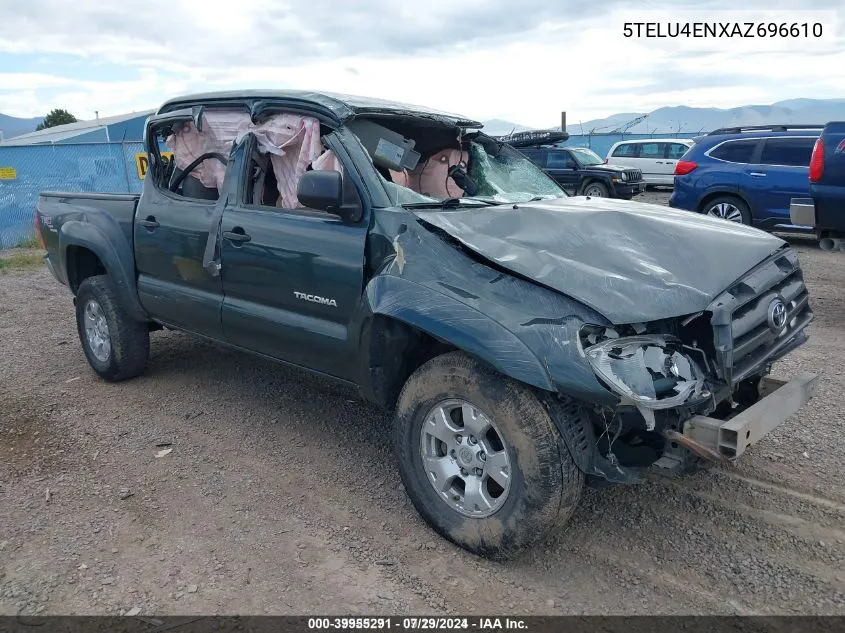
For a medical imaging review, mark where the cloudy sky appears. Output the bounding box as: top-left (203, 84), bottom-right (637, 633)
top-left (0, 0), bottom-right (843, 126)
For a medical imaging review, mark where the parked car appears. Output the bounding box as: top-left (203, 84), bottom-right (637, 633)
top-left (515, 144), bottom-right (646, 199)
top-left (669, 124), bottom-right (822, 229)
top-left (605, 138), bottom-right (695, 186)
top-left (34, 90), bottom-right (817, 560)
top-left (789, 121), bottom-right (845, 251)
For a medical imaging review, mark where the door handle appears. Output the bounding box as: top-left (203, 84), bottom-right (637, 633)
top-left (656, 161), bottom-right (664, 164)
top-left (749, 172), bottom-right (767, 177)
top-left (139, 216), bottom-right (159, 229)
top-left (223, 228), bottom-right (251, 243)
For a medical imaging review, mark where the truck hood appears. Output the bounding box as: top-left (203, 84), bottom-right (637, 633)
top-left (582, 163), bottom-right (628, 173)
top-left (414, 196), bottom-right (786, 324)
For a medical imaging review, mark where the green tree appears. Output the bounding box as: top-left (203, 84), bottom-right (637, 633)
top-left (36, 108), bottom-right (78, 131)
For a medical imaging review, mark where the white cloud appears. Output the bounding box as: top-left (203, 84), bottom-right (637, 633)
top-left (0, 0), bottom-right (843, 125)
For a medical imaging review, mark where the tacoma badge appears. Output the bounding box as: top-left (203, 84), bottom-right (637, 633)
top-left (294, 291), bottom-right (338, 307)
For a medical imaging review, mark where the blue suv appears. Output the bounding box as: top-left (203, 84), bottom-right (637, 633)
top-left (669, 125), bottom-right (822, 230)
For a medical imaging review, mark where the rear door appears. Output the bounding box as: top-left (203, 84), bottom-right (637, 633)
top-left (133, 110), bottom-right (225, 338)
top-left (664, 142), bottom-right (691, 184)
top-left (543, 149), bottom-right (580, 191)
top-left (744, 136), bottom-right (815, 225)
top-left (519, 148), bottom-right (545, 167)
top-left (217, 133), bottom-right (369, 380)
top-left (708, 138), bottom-right (762, 213)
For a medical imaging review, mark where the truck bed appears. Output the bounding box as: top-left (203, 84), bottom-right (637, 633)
top-left (790, 122), bottom-right (845, 236)
top-left (36, 191), bottom-right (141, 290)
top-left (810, 122), bottom-right (845, 234)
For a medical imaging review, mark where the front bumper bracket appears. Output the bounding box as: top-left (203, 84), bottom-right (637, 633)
top-left (683, 373), bottom-right (819, 460)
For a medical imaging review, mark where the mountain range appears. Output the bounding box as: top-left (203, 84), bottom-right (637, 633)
top-left (4, 98), bottom-right (845, 140)
top-left (0, 113), bottom-right (43, 140)
top-left (480, 98), bottom-right (845, 136)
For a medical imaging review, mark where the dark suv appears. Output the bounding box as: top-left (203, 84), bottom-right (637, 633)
top-left (669, 125), bottom-right (822, 229)
top-left (518, 145), bottom-right (646, 199)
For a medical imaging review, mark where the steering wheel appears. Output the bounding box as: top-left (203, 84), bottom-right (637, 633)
top-left (169, 152), bottom-right (228, 193)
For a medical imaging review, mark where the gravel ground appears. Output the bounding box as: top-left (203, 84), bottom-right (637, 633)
top-left (2, 193), bottom-right (844, 616)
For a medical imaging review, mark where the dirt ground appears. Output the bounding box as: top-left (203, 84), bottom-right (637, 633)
top-left (2, 193), bottom-right (844, 616)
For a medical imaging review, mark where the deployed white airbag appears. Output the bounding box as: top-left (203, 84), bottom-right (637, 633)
top-left (166, 110), bottom-right (343, 208)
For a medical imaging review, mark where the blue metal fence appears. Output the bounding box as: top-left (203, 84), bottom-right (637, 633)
top-left (0, 142), bottom-right (145, 248)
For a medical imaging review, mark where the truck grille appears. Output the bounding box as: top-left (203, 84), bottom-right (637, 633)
top-left (624, 169), bottom-right (642, 182)
top-left (709, 248), bottom-right (813, 385)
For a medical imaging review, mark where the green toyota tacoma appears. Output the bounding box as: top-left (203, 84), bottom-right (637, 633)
top-left (35, 90), bottom-right (818, 559)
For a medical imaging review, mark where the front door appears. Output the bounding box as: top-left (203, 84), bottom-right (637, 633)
top-left (544, 150), bottom-right (580, 191)
top-left (218, 134), bottom-right (369, 380)
top-left (133, 142), bottom-right (226, 339)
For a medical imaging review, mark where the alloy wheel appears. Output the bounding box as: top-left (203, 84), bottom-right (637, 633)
top-left (419, 399), bottom-right (512, 518)
top-left (706, 202), bottom-right (744, 223)
top-left (83, 299), bottom-right (111, 363)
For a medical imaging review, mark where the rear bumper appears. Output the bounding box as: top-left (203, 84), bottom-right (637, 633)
top-left (43, 253), bottom-right (61, 283)
top-left (789, 198), bottom-right (816, 228)
top-left (682, 373), bottom-right (819, 460)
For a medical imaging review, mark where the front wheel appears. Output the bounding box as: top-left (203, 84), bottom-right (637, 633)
top-left (582, 181), bottom-right (609, 197)
top-left (75, 275), bottom-right (150, 382)
top-left (394, 351), bottom-right (584, 560)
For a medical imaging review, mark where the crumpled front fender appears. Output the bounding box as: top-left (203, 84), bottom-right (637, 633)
top-left (363, 273), bottom-right (555, 392)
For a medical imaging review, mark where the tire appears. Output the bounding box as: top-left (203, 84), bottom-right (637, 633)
top-left (394, 351), bottom-right (584, 560)
top-left (700, 195), bottom-right (751, 225)
top-left (75, 275), bottom-right (150, 382)
top-left (582, 181), bottom-right (609, 197)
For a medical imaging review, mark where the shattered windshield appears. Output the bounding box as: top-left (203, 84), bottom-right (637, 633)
top-left (569, 147), bottom-right (604, 166)
top-left (372, 134), bottom-right (569, 207)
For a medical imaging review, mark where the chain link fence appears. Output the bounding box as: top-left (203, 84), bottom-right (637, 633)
top-left (557, 132), bottom-right (702, 158)
top-left (0, 141), bottom-right (145, 249)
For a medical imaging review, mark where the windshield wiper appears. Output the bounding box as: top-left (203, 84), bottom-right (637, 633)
top-left (525, 194), bottom-right (569, 201)
top-left (402, 197), bottom-right (501, 209)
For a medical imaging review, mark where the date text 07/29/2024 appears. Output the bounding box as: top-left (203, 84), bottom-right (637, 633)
top-left (307, 617), bottom-right (528, 631)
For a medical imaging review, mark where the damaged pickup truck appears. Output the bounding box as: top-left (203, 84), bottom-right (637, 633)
top-left (35, 90), bottom-right (818, 559)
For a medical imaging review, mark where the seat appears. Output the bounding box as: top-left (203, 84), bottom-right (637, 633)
top-left (182, 174), bottom-right (219, 200)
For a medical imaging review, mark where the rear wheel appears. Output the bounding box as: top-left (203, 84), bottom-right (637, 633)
top-left (75, 275), bottom-right (150, 382)
top-left (701, 195), bottom-right (751, 224)
top-left (394, 351), bottom-right (584, 560)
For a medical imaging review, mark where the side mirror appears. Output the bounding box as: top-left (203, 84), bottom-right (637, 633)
top-left (297, 170), bottom-right (343, 213)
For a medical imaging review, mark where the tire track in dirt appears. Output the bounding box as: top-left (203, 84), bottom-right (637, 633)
top-left (714, 471), bottom-right (845, 513)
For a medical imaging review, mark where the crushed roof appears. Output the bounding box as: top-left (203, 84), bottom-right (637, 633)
top-left (157, 90), bottom-right (483, 127)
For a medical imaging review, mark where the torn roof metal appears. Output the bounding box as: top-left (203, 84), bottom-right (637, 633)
top-left (157, 90), bottom-right (483, 128)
